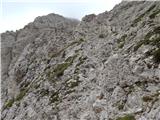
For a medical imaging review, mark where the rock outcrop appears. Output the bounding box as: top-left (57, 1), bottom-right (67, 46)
top-left (1, 1), bottom-right (160, 120)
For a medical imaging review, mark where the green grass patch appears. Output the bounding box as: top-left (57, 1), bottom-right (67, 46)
top-left (118, 42), bottom-right (125, 48)
top-left (116, 114), bottom-right (136, 120)
top-left (3, 98), bottom-right (15, 109)
top-left (53, 54), bottom-right (77, 77)
top-left (54, 62), bottom-right (72, 77)
top-left (3, 89), bottom-right (28, 110)
top-left (47, 54), bottom-right (78, 80)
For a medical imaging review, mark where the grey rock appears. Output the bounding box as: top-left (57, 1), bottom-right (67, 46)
top-left (1, 1), bottom-right (160, 120)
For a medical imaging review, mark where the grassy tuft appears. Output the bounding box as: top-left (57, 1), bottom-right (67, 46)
top-left (118, 42), bottom-right (125, 48)
top-left (54, 63), bottom-right (71, 77)
top-left (4, 98), bottom-right (15, 109)
top-left (47, 54), bottom-right (78, 80)
top-left (116, 114), bottom-right (136, 120)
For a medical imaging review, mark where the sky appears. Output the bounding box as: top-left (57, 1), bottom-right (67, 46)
top-left (0, 0), bottom-right (122, 33)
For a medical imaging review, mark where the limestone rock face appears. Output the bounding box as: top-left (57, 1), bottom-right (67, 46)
top-left (1, 1), bottom-right (160, 120)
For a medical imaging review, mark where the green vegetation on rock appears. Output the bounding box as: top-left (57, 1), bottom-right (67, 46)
top-left (65, 54), bottom-right (78, 63)
top-left (47, 54), bottom-right (78, 81)
top-left (49, 38), bottom-right (84, 58)
top-left (3, 89), bottom-right (28, 110)
top-left (4, 98), bottom-right (15, 109)
top-left (50, 92), bottom-right (60, 103)
top-left (149, 9), bottom-right (160, 19)
top-left (16, 89), bottom-right (28, 101)
top-left (117, 34), bottom-right (127, 48)
top-left (142, 95), bottom-right (153, 102)
top-left (134, 26), bottom-right (160, 51)
top-left (116, 114), bottom-right (136, 120)
top-left (132, 13), bottom-right (145, 27)
top-left (134, 40), bottom-right (146, 51)
top-left (131, 4), bottom-right (156, 27)
top-left (120, 34), bottom-right (127, 43)
top-left (142, 92), bottom-right (160, 103)
top-left (54, 62), bottom-right (72, 77)
top-left (54, 54), bottom-right (78, 77)
top-left (118, 42), bottom-right (125, 48)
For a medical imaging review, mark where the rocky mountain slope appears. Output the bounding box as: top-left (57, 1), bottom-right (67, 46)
top-left (1, 1), bottom-right (160, 120)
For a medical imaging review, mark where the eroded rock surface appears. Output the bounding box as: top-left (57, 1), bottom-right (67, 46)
top-left (1, 1), bottom-right (160, 120)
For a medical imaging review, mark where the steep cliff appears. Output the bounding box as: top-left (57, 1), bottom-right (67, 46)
top-left (1, 1), bottom-right (160, 120)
